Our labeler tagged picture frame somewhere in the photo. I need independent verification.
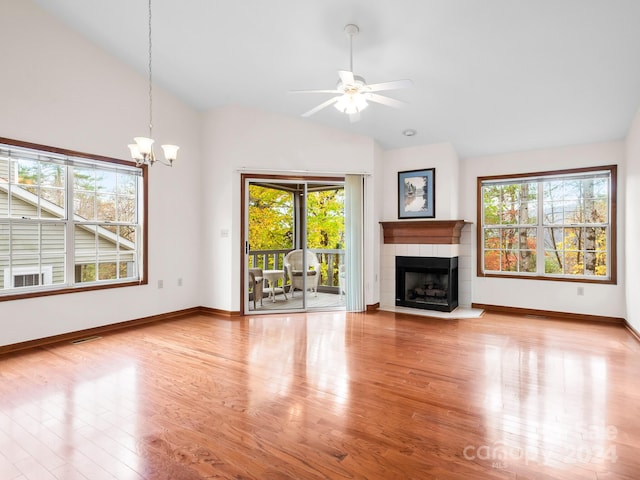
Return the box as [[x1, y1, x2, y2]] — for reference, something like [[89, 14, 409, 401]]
[[398, 168, 435, 219]]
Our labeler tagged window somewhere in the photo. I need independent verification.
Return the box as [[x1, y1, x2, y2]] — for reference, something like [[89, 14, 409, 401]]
[[4, 265, 53, 288], [478, 165, 616, 283], [0, 138, 146, 300]]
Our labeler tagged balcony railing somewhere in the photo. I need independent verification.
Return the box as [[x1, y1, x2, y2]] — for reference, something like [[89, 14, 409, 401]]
[[248, 248, 345, 290]]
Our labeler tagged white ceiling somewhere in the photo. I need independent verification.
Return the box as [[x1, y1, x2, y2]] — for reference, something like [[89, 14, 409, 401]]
[[32, 0, 640, 157]]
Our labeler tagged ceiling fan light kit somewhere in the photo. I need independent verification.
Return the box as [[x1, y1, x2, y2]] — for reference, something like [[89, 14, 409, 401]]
[[292, 24, 412, 123], [334, 91, 368, 114]]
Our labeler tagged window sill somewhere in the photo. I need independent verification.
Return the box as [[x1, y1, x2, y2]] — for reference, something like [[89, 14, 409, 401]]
[[0, 280, 146, 302]]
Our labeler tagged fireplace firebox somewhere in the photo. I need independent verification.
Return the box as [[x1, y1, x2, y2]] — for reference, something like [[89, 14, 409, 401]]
[[396, 256, 458, 312]]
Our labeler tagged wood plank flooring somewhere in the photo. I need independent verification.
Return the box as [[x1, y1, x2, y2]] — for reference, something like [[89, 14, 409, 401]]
[[0, 310, 639, 479]]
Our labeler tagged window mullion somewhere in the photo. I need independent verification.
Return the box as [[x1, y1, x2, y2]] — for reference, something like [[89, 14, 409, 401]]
[[65, 167, 75, 286], [536, 182, 545, 274]]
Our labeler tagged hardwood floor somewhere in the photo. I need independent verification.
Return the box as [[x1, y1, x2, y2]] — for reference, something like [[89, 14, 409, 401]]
[[1, 311, 639, 479]]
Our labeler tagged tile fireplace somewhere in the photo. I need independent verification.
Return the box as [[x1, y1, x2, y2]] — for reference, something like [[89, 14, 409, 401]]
[[380, 220, 471, 314]]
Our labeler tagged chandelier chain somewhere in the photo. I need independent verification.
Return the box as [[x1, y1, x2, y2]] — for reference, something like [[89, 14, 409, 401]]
[[148, 0, 153, 138], [127, 0, 179, 166]]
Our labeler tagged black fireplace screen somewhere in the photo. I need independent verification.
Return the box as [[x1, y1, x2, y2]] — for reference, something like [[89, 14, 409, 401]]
[[404, 271, 449, 306], [396, 256, 458, 312]]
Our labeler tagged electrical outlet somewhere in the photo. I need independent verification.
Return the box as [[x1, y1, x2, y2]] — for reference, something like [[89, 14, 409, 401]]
[[177, 278, 183, 287], [158, 279, 164, 289], [577, 286, 584, 296]]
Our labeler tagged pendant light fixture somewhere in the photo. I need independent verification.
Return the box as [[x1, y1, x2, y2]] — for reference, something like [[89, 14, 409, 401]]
[[128, 0, 179, 166]]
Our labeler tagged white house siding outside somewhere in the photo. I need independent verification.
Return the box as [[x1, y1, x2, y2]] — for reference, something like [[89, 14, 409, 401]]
[[1, 176, 135, 291]]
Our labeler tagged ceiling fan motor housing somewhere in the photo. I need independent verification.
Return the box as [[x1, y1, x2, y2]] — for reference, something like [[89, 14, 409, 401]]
[[338, 75, 367, 93]]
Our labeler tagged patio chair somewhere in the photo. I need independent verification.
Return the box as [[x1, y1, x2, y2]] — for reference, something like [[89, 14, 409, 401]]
[[248, 268, 263, 309], [283, 249, 320, 297]]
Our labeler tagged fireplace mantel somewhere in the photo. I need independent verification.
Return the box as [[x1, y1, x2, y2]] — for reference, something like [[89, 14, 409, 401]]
[[380, 220, 469, 245]]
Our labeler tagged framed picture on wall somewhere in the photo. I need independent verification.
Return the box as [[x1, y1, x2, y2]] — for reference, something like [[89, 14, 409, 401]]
[[398, 168, 435, 219]]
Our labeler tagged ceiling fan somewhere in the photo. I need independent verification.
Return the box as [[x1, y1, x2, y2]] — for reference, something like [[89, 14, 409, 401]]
[[291, 24, 413, 123]]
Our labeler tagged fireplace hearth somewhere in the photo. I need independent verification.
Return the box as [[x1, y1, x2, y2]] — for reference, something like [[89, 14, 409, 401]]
[[396, 256, 458, 312]]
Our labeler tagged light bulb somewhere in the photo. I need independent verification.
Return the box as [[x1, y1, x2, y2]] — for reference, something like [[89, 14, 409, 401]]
[[334, 93, 368, 114]]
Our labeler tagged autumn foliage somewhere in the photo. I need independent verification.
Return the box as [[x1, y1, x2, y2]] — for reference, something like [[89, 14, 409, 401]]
[[482, 176, 609, 277]]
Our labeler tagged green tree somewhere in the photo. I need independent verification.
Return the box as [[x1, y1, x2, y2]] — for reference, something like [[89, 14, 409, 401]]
[[306, 189, 344, 250], [482, 183, 536, 272], [248, 185, 345, 284], [307, 189, 344, 285], [248, 185, 293, 251], [543, 178, 608, 276]]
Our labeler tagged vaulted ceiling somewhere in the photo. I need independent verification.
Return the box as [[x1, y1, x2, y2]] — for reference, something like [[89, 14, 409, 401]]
[[32, 0, 640, 157]]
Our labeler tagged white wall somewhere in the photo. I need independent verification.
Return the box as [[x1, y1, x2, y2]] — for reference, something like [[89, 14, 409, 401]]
[[381, 143, 461, 221], [460, 141, 626, 318], [1, 0, 635, 348], [0, 0, 202, 346], [199, 105, 380, 312], [378, 143, 470, 309], [625, 108, 640, 331]]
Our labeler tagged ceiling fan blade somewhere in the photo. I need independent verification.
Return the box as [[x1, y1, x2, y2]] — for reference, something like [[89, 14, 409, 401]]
[[366, 93, 406, 109], [301, 96, 339, 117], [338, 70, 355, 85], [289, 89, 341, 94], [366, 79, 413, 92], [349, 111, 361, 123]]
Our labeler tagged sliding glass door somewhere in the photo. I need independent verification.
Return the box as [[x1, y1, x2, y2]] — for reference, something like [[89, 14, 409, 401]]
[[243, 176, 346, 314]]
